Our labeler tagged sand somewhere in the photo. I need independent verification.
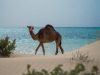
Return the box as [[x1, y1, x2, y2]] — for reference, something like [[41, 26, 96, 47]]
[[0, 40, 100, 75]]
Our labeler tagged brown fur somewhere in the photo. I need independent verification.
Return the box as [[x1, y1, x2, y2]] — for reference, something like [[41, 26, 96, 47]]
[[27, 24, 64, 55]]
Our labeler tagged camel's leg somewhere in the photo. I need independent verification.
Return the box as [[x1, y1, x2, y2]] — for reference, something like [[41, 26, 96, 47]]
[[55, 39, 60, 55], [55, 45, 58, 55], [59, 41, 64, 54], [59, 45, 64, 54], [55, 39, 64, 55], [41, 43, 45, 55], [35, 43, 41, 55], [55, 41, 59, 55]]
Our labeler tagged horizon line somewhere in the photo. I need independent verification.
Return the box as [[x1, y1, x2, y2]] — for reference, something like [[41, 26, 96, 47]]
[[0, 26, 100, 28]]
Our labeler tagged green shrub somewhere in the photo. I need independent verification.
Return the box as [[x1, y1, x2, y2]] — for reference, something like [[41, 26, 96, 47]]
[[23, 63, 99, 75], [23, 64, 84, 75], [84, 65, 99, 75], [0, 36, 16, 57], [69, 63, 85, 75], [23, 64, 67, 75], [50, 64, 68, 75]]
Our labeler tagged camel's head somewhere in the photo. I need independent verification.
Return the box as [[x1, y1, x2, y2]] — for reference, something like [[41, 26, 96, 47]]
[[27, 26, 34, 31]]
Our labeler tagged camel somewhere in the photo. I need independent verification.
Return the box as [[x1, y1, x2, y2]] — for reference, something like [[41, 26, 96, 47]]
[[27, 24, 64, 55]]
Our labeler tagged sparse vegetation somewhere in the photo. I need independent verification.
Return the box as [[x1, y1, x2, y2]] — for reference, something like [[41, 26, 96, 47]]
[[23, 63, 99, 75], [0, 36, 16, 57], [70, 50, 93, 63], [84, 65, 99, 75]]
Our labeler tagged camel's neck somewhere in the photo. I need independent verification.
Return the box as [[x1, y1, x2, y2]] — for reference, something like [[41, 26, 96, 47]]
[[29, 30, 38, 40]]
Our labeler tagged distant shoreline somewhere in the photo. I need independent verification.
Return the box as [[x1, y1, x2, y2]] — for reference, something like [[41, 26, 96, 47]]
[[0, 26, 100, 28]]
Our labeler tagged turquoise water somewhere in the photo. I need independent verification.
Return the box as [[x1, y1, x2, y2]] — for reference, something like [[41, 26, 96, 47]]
[[0, 27, 100, 55]]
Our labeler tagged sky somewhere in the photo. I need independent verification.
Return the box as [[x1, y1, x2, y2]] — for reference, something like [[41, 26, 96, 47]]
[[0, 0, 100, 27]]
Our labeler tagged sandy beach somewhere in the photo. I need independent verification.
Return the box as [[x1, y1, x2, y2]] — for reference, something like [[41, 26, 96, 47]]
[[0, 40, 100, 75]]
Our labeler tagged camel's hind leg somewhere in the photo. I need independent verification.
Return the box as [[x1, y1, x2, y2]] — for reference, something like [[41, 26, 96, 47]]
[[35, 43, 41, 55], [59, 40, 64, 54], [55, 40, 64, 55], [41, 43, 45, 55], [55, 44, 58, 55], [55, 40, 60, 55], [59, 44, 64, 54]]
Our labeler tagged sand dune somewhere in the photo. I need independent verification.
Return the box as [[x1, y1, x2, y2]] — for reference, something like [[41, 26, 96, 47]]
[[0, 40, 100, 75]]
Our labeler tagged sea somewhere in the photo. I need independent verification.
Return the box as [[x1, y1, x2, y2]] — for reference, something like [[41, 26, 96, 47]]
[[0, 27, 100, 55]]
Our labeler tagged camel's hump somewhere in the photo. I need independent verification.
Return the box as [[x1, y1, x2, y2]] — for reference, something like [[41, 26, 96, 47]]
[[45, 24, 55, 30]]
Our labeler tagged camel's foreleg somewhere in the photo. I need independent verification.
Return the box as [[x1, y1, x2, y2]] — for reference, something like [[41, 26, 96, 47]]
[[35, 43, 41, 55], [41, 43, 45, 55]]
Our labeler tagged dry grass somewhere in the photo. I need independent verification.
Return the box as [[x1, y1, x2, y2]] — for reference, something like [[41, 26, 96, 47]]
[[70, 50, 94, 63]]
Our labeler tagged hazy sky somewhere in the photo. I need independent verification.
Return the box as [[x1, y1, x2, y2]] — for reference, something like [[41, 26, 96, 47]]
[[0, 0, 100, 27]]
